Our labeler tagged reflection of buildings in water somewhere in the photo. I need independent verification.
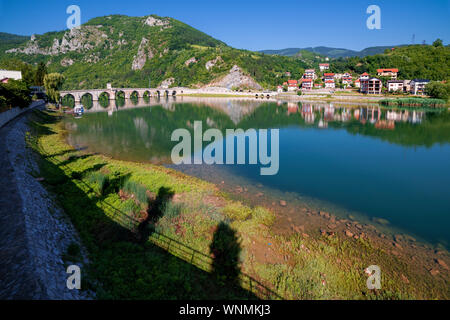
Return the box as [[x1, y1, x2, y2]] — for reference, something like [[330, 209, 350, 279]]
[[386, 110, 424, 124], [375, 120, 395, 130], [287, 102, 299, 115], [324, 105, 335, 122], [318, 118, 328, 128], [301, 104, 315, 124], [369, 107, 381, 124], [353, 109, 360, 120], [340, 108, 351, 122]]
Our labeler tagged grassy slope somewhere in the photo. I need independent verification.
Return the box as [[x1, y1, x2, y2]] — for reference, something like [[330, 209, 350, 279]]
[[26, 108, 449, 300]]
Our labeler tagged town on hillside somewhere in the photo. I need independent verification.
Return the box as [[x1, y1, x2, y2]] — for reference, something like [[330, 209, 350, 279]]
[[279, 64, 432, 96]]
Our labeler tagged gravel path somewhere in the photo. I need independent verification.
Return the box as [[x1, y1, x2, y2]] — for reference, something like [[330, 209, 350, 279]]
[[0, 105, 92, 299]]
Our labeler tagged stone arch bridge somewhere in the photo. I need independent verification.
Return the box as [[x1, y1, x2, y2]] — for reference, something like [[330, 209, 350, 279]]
[[59, 88, 178, 103]]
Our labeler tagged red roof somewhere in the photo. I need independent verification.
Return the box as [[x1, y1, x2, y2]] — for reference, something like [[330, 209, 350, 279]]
[[361, 72, 369, 76], [288, 80, 298, 84], [377, 68, 398, 73], [302, 79, 313, 82], [324, 73, 334, 76], [319, 63, 329, 66], [325, 79, 334, 83]]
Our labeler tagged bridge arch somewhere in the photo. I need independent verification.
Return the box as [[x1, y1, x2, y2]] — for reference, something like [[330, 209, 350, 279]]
[[98, 92, 110, 108], [115, 90, 125, 107], [61, 93, 75, 108], [81, 93, 93, 109]]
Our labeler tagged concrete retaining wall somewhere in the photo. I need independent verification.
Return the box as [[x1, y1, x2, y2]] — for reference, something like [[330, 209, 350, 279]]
[[0, 101, 44, 128]]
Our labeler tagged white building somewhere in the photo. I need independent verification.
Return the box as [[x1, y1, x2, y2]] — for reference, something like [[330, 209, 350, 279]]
[[410, 79, 430, 95], [303, 69, 317, 80], [319, 63, 330, 72], [0, 69, 22, 82], [325, 79, 335, 89], [387, 80, 404, 92]]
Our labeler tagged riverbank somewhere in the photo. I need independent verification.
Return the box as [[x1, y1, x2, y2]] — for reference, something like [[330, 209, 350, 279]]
[[27, 107, 449, 299], [0, 106, 91, 299]]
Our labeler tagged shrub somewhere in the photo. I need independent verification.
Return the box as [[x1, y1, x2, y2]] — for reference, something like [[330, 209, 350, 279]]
[[162, 201, 183, 219], [223, 202, 252, 221], [123, 180, 148, 204], [86, 171, 108, 195], [252, 207, 275, 226], [379, 97, 446, 108], [122, 199, 141, 216], [426, 81, 450, 101]]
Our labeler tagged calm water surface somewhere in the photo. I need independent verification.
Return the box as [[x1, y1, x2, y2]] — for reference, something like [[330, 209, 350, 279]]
[[64, 97, 450, 246]]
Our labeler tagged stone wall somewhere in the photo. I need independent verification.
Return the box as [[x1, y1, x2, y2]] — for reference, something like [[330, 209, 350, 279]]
[[0, 101, 44, 128]]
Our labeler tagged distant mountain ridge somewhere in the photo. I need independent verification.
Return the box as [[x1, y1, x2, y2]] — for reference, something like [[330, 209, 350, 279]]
[[260, 45, 409, 58]]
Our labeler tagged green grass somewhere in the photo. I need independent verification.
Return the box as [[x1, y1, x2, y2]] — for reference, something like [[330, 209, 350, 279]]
[[379, 97, 447, 107], [25, 108, 449, 300]]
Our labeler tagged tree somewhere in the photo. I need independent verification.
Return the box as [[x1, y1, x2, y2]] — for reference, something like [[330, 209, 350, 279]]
[[43, 73, 65, 103], [0, 79, 31, 110], [426, 81, 450, 100], [433, 39, 443, 47], [35, 62, 48, 87]]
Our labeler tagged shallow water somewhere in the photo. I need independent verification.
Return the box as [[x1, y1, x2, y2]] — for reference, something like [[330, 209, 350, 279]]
[[64, 97, 450, 246]]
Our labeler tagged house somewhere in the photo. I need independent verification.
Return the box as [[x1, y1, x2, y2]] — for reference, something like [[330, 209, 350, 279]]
[[342, 73, 353, 85], [314, 83, 323, 88], [325, 79, 335, 89], [361, 77, 382, 94], [0, 69, 22, 82], [387, 80, 404, 92], [285, 72, 291, 77], [323, 73, 335, 80], [277, 85, 283, 93], [303, 69, 316, 80], [360, 72, 370, 81], [402, 80, 411, 93], [354, 79, 361, 88], [287, 79, 299, 91], [410, 79, 430, 95], [377, 68, 398, 79], [301, 79, 313, 90], [319, 63, 330, 72]]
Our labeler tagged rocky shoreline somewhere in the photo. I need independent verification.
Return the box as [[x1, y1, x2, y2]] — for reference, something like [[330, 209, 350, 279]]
[[0, 108, 91, 299]]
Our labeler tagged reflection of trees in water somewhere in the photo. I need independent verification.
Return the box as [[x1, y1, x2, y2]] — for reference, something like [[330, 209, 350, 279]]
[[65, 100, 450, 163]]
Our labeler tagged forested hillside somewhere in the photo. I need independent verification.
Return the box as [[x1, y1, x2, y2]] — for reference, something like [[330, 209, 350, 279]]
[[0, 15, 308, 90], [329, 44, 450, 80]]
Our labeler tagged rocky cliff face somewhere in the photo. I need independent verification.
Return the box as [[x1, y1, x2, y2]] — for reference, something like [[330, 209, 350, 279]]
[[132, 38, 154, 70], [207, 65, 262, 90], [7, 26, 108, 56]]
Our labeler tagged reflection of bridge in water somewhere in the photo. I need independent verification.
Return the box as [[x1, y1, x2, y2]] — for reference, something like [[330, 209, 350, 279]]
[[60, 87, 179, 103], [83, 96, 276, 124]]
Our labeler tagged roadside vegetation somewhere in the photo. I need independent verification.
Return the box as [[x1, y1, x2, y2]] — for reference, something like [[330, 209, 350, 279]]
[[25, 108, 449, 300], [379, 97, 447, 108]]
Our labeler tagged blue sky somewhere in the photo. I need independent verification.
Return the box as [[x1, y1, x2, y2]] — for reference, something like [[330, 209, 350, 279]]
[[0, 0, 449, 51]]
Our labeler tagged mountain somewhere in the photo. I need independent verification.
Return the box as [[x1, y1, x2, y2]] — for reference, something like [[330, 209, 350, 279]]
[[0, 15, 309, 90], [0, 32, 30, 53], [260, 45, 408, 58]]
